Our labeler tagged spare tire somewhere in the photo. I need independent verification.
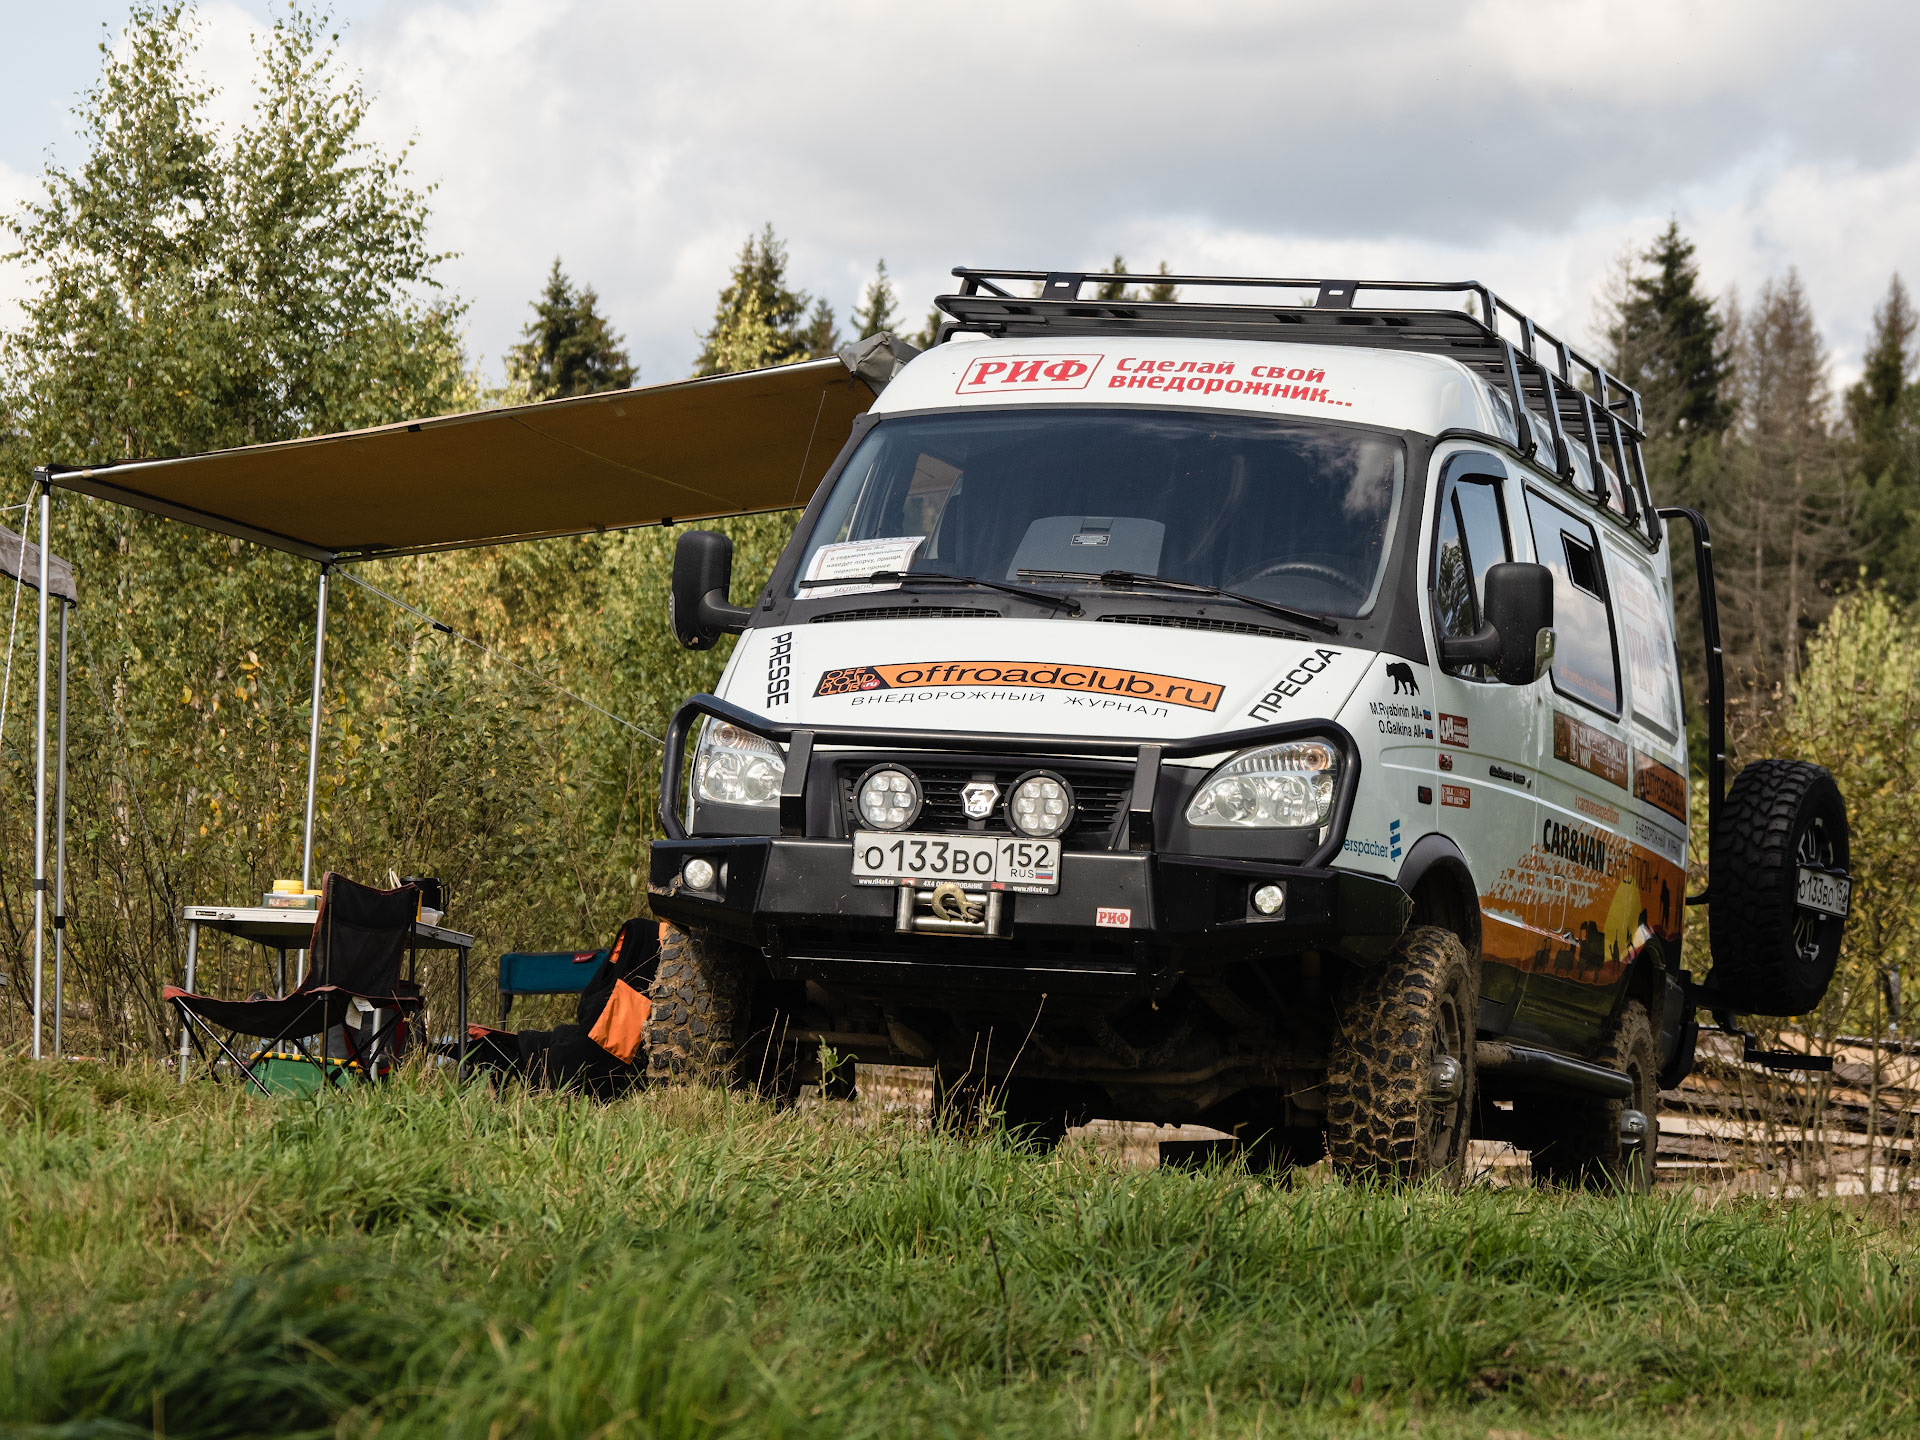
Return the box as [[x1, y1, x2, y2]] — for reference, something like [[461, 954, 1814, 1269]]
[[1706, 758, 1850, 1016]]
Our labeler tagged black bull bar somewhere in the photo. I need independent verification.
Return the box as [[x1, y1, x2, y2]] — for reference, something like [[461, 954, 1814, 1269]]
[[649, 695, 1409, 996]]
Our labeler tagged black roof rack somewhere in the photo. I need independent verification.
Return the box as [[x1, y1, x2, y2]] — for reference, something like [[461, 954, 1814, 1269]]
[[935, 268, 1659, 547]]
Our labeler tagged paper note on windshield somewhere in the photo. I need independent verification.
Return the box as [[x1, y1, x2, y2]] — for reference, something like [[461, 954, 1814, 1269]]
[[802, 536, 927, 598]]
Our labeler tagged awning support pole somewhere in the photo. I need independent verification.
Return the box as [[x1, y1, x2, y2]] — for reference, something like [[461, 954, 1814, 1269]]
[[52, 601, 70, 1059], [297, 565, 329, 985], [31, 481, 50, 1060]]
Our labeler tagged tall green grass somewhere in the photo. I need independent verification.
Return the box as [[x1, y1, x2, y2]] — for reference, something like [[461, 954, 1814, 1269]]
[[0, 1059, 1913, 1437]]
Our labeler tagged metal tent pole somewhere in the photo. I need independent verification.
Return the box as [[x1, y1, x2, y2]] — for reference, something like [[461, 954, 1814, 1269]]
[[52, 601, 69, 1059], [297, 564, 330, 984], [31, 482, 50, 1060]]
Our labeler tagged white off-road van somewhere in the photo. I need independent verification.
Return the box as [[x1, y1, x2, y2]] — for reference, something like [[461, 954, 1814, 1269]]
[[645, 269, 1853, 1187]]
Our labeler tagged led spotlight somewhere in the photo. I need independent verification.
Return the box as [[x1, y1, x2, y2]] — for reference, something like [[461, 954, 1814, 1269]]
[[682, 857, 717, 891], [1006, 770, 1074, 839], [856, 765, 922, 831], [1252, 883, 1286, 916]]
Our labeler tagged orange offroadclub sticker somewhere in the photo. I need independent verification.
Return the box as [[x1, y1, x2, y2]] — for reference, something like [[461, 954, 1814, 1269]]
[[814, 660, 1224, 712]]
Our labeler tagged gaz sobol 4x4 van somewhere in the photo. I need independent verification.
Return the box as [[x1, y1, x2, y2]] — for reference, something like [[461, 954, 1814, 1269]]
[[646, 270, 1853, 1187]]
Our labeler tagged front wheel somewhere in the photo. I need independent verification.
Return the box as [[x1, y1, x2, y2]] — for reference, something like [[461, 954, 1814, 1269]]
[[1325, 925, 1477, 1184]]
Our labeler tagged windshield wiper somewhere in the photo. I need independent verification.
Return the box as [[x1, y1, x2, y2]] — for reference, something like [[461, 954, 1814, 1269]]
[[1015, 568, 1338, 635], [799, 571, 1082, 615]]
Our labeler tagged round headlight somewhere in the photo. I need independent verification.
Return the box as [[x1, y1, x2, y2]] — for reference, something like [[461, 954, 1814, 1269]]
[[1007, 771, 1074, 839], [857, 765, 922, 831], [1186, 740, 1338, 829]]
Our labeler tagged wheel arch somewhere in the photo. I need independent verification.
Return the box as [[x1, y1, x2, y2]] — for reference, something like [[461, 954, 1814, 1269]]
[[1395, 833, 1482, 959]]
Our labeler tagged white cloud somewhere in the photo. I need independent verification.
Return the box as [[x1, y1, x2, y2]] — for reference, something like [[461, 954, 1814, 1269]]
[[4, 0, 1918, 393]]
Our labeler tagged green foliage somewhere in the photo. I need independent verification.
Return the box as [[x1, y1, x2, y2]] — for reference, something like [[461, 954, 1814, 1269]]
[[692, 224, 816, 375], [1759, 589, 1920, 1033], [1, 1061, 1917, 1436], [506, 259, 636, 400], [851, 257, 899, 339]]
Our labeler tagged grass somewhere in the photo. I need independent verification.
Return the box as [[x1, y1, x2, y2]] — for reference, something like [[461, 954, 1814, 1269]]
[[0, 1060, 1914, 1437]]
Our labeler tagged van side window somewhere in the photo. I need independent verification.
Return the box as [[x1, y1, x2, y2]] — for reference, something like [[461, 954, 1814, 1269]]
[[1524, 491, 1621, 716], [1609, 552, 1682, 738], [1432, 472, 1511, 680]]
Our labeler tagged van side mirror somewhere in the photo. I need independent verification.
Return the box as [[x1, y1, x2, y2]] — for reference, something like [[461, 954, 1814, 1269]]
[[1438, 561, 1555, 686], [670, 529, 751, 650]]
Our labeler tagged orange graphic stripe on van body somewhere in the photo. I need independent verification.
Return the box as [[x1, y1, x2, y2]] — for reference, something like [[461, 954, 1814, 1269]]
[[814, 661, 1224, 711]]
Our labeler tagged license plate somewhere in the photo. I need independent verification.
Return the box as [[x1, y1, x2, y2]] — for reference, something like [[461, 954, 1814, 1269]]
[[851, 832, 1061, 894], [1796, 867, 1851, 919]]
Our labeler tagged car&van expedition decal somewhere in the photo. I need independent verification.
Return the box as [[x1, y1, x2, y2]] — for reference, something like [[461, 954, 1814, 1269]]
[[814, 661, 1223, 711]]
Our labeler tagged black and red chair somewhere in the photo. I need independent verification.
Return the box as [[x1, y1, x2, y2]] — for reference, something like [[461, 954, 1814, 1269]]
[[167, 873, 422, 1096]]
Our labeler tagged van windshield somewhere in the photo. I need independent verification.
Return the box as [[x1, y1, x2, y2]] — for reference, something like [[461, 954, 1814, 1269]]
[[792, 409, 1405, 618]]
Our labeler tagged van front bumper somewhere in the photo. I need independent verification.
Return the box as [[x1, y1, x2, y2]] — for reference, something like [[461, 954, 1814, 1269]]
[[648, 835, 1409, 1000]]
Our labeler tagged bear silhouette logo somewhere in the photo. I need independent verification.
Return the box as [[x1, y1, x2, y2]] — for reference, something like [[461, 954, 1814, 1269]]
[[1387, 662, 1419, 695]]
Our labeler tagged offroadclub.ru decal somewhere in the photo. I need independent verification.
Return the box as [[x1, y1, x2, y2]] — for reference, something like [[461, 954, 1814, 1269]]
[[813, 661, 1223, 712]]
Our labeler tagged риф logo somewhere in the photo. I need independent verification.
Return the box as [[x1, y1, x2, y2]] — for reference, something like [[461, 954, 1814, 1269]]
[[957, 354, 1104, 393]]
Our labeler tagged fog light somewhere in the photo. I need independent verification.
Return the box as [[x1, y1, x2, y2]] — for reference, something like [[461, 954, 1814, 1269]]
[[682, 857, 717, 891], [1007, 771, 1074, 839], [857, 765, 922, 831], [1252, 883, 1286, 916]]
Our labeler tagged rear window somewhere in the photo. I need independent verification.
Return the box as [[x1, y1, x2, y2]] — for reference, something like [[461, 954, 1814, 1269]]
[[1525, 491, 1621, 716]]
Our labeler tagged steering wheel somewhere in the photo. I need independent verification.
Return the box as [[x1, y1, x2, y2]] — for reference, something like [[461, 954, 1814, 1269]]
[[1226, 559, 1370, 602]]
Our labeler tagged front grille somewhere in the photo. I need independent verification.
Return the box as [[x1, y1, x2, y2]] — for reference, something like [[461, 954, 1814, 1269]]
[[1097, 612, 1305, 641], [812, 606, 998, 623], [838, 760, 1132, 849]]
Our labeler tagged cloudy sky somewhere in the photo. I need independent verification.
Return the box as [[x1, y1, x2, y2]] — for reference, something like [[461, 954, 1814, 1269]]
[[4, 0, 1918, 392]]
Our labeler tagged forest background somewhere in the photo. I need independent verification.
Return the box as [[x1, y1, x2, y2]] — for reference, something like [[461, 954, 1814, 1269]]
[[2, 3, 1918, 1058]]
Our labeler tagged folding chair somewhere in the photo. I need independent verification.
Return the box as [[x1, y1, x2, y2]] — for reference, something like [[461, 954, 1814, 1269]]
[[497, 949, 609, 1024], [167, 873, 422, 1097]]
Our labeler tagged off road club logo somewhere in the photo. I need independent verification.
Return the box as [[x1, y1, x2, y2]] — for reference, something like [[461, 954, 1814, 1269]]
[[814, 660, 1222, 711]]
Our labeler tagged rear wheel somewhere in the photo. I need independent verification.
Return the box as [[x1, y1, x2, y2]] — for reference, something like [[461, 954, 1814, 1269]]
[[1707, 759, 1850, 1016], [1518, 999, 1659, 1192], [1325, 925, 1477, 1184]]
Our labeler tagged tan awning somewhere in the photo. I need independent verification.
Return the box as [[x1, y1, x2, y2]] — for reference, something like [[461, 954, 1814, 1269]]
[[43, 354, 882, 561]]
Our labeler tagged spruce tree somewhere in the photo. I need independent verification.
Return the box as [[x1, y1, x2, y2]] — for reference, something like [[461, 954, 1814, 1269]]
[[693, 224, 813, 375], [1093, 256, 1177, 304], [1715, 273, 1850, 688], [852, 258, 901, 339], [1845, 275, 1920, 593], [1605, 222, 1732, 489], [801, 297, 840, 359], [508, 259, 636, 400]]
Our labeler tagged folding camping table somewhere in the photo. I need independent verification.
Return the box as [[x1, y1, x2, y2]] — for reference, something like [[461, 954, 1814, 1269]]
[[176, 905, 476, 1081]]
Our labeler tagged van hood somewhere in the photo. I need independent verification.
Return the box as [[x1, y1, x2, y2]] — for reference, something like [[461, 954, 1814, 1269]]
[[728, 617, 1372, 741]]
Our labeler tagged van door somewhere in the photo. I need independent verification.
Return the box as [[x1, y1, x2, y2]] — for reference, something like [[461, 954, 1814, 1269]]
[[1423, 454, 1541, 1035], [1511, 490, 1640, 1051]]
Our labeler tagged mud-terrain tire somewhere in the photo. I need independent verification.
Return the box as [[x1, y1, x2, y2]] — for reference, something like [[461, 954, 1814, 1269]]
[[1707, 759, 1849, 1016], [1518, 999, 1659, 1193], [646, 922, 751, 1085], [1325, 925, 1477, 1184]]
